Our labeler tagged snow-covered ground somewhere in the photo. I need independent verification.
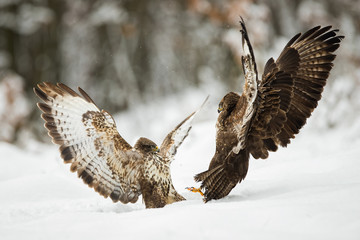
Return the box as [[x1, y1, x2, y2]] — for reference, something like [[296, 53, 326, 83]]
[[1, 90, 360, 240]]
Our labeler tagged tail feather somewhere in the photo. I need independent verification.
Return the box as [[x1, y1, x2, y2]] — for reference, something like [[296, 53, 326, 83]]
[[195, 165, 237, 202], [196, 165, 222, 187], [195, 163, 243, 203], [205, 174, 230, 202], [195, 149, 250, 202]]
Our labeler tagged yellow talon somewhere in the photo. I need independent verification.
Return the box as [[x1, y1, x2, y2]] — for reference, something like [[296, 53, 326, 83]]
[[186, 187, 204, 196]]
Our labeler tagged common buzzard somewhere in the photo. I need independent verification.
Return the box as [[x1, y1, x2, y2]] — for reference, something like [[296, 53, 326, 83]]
[[34, 82, 207, 208], [190, 18, 344, 202]]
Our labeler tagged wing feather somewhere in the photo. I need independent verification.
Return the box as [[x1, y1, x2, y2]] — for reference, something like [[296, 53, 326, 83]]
[[34, 82, 141, 203], [160, 96, 208, 161], [78, 86, 98, 105], [248, 26, 344, 158]]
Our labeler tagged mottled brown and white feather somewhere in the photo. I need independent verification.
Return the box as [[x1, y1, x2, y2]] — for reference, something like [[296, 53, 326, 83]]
[[35, 83, 204, 208], [35, 83, 141, 204]]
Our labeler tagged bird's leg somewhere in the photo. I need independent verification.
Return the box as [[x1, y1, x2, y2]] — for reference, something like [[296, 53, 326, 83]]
[[185, 187, 204, 196]]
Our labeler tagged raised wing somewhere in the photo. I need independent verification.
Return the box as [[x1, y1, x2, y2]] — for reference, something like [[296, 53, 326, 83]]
[[34, 82, 142, 204], [230, 18, 259, 154], [240, 17, 259, 87], [247, 26, 344, 159], [160, 96, 209, 161]]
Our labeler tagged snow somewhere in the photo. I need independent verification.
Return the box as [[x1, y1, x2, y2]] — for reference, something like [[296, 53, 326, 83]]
[[1, 91, 360, 240]]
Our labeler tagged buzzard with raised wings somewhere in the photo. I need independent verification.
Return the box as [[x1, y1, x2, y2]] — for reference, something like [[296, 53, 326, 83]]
[[191, 18, 344, 202], [35, 82, 207, 208]]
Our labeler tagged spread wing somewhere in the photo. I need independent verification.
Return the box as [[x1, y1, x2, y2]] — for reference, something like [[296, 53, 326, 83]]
[[247, 26, 344, 159], [160, 96, 209, 162], [34, 82, 142, 204]]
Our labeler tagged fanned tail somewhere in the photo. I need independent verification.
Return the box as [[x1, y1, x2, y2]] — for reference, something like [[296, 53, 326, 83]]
[[194, 165, 235, 202], [195, 150, 249, 202]]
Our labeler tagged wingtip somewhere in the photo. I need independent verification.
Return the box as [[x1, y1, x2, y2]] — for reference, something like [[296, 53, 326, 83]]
[[33, 87, 49, 102], [78, 87, 97, 105], [191, 95, 210, 118], [37, 102, 52, 113], [239, 15, 246, 26], [200, 95, 210, 108]]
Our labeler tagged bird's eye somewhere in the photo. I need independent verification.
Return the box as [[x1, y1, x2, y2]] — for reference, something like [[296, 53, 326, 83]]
[[152, 146, 159, 153], [218, 104, 224, 113]]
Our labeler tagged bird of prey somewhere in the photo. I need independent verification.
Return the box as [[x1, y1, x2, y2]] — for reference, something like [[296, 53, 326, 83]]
[[34, 82, 207, 208], [189, 18, 344, 202]]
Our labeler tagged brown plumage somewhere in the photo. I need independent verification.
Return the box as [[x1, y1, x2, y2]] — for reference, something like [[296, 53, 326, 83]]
[[195, 18, 344, 202], [34, 82, 206, 208]]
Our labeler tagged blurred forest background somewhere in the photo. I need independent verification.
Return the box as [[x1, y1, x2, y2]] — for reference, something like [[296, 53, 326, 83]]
[[0, 0, 359, 145]]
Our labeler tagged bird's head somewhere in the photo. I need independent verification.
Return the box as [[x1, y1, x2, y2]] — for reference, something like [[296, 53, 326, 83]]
[[218, 92, 240, 114], [134, 137, 160, 155]]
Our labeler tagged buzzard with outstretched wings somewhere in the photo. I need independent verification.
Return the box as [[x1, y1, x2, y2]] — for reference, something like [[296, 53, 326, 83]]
[[191, 18, 344, 202], [35, 82, 207, 208]]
